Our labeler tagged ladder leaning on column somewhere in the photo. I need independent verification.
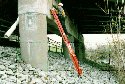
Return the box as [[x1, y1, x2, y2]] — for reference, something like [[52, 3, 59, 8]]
[[50, 9, 83, 76]]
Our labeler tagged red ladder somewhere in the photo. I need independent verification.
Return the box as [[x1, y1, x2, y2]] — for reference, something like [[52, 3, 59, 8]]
[[50, 9, 82, 76]]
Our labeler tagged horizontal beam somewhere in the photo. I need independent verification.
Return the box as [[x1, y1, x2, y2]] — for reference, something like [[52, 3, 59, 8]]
[[72, 7, 103, 11], [0, 19, 13, 24], [79, 25, 106, 27], [0, 25, 9, 28], [84, 15, 110, 18], [0, 38, 20, 47], [109, 0, 123, 3], [79, 20, 114, 24]]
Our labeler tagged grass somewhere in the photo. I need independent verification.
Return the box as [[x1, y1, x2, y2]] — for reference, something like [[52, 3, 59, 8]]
[[85, 34, 125, 84]]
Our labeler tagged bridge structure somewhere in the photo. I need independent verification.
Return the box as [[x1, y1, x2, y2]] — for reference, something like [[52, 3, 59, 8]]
[[0, 0, 125, 71]]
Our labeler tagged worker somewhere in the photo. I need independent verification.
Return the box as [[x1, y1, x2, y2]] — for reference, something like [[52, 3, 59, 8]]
[[56, 3, 69, 35]]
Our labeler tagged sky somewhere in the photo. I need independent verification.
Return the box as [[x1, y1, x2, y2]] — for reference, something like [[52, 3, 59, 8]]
[[48, 34, 125, 49], [83, 34, 125, 49]]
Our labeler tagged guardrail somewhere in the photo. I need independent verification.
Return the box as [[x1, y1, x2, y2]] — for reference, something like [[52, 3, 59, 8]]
[[48, 37, 63, 53]]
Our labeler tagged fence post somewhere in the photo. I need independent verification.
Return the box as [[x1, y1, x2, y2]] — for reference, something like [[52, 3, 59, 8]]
[[56, 45, 57, 52]]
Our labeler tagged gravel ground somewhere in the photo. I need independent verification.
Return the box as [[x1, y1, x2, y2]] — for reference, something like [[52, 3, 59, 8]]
[[0, 46, 118, 84]]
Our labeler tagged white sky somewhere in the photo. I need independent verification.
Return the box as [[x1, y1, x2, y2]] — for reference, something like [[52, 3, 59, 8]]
[[48, 34, 125, 49]]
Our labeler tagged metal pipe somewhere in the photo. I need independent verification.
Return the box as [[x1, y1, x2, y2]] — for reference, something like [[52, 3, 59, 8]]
[[4, 17, 19, 38], [122, 0, 124, 4], [107, 0, 108, 8], [95, 3, 109, 14], [117, 0, 118, 4], [124, 5, 125, 14], [118, 11, 121, 33]]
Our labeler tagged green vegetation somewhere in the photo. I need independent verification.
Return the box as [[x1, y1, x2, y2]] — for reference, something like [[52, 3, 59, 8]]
[[48, 45, 62, 53], [85, 34, 125, 84]]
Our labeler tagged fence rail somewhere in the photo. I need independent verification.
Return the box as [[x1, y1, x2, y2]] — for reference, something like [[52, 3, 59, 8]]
[[0, 33, 63, 53], [48, 37, 63, 53]]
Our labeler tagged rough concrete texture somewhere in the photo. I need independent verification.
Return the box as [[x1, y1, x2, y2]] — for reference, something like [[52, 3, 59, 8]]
[[75, 34, 85, 61], [18, 0, 47, 15], [19, 13, 48, 71], [18, 0, 48, 71], [65, 17, 79, 39], [64, 17, 85, 61]]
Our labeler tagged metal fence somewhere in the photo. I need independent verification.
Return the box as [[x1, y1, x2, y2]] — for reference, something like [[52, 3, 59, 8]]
[[0, 33, 63, 53], [48, 37, 63, 53]]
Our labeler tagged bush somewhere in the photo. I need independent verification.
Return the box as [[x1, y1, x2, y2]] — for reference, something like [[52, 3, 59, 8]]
[[86, 34, 125, 84]]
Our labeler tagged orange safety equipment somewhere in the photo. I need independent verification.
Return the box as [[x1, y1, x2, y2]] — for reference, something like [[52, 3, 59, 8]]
[[50, 9, 83, 76]]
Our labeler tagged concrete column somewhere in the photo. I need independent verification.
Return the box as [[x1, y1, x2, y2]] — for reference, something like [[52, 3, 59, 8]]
[[18, 0, 48, 71], [62, 35, 75, 59], [75, 34, 85, 62]]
